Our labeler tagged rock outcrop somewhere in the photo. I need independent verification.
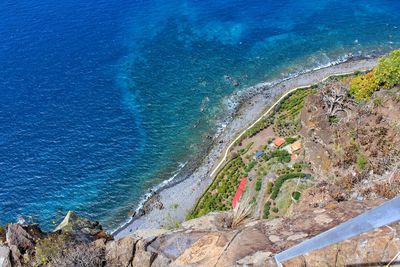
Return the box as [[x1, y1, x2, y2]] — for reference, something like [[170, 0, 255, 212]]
[[54, 211, 103, 236], [93, 198, 395, 267], [0, 246, 11, 267]]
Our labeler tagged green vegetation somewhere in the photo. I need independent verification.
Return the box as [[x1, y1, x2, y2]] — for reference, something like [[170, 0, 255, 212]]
[[170, 203, 179, 209], [262, 149, 291, 163], [255, 179, 262, 191], [245, 160, 257, 173], [284, 137, 297, 145], [350, 50, 400, 101], [189, 157, 245, 219], [374, 49, 400, 88], [266, 181, 273, 194], [164, 213, 181, 230], [271, 173, 306, 200], [263, 201, 271, 219], [357, 154, 368, 170], [292, 191, 301, 201], [329, 115, 339, 124], [274, 88, 315, 136], [272, 207, 279, 213], [35, 234, 70, 265], [235, 117, 274, 145], [270, 149, 291, 163], [276, 163, 306, 176], [238, 142, 254, 155]]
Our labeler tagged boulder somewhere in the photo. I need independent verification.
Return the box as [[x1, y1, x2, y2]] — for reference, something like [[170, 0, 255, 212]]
[[0, 246, 11, 267], [8, 245, 21, 267], [131, 239, 157, 267], [181, 212, 232, 231], [105, 236, 136, 267], [55, 211, 102, 236], [132, 229, 167, 240], [6, 224, 37, 253]]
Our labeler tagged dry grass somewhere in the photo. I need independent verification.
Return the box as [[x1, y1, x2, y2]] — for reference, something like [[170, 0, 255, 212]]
[[231, 193, 254, 228], [373, 171, 400, 199]]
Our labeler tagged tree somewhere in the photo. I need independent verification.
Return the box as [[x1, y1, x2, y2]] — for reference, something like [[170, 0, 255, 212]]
[[321, 82, 354, 118]]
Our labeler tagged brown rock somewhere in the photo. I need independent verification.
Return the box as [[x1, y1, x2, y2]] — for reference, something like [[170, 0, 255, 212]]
[[8, 245, 21, 267], [0, 245, 11, 267], [55, 211, 103, 236], [6, 224, 36, 253], [131, 239, 157, 267], [181, 212, 232, 231], [105, 236, 136, 267], [236, 251, 272, 267], [174, 232, 228, 266]]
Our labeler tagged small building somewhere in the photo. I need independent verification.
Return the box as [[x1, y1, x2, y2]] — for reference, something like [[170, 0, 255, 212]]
[[290, 141, 302, 153], [291, 154, 298, 161], [255, 151, 264, 158], [274, 137, 285, 147], [232, 177, 247, 208]]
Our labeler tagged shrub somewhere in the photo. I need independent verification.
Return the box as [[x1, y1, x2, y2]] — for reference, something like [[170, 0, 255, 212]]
[[374, 49, 400, 88], [245, 160, 257, 173], [255, 179, 262, 191], [51, 244, 105, 267], [35, 234, 71, 265], [272, 207, 279, 213], [356, 154, 368, 170], [263, 201, 271, 219], [350, 72, 379, 101], [292, 191, 301, 201], [266, 181, 274, 194], [284, 137, 297, 145], [271, 173, 306, 199], [271, 149, 291, 163], [350, 50, 400, 101]]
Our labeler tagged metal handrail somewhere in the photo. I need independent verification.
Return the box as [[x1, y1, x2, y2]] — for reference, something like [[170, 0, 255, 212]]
[[275, 196, 400, 266]]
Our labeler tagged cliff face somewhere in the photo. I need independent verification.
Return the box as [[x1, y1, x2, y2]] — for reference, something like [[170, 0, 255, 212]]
[[2, 199, 399, 267], [2, 59, 400, 266]]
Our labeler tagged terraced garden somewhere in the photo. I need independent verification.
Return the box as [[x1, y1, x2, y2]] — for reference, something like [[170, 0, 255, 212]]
[[190, 86, 316, 221], [274, 88, 315, 136], [189, 156, 245, 219]]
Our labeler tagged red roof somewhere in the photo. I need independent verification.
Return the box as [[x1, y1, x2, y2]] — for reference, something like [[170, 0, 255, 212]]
[[274, 137, 285, 147], [232, 177, 247, 208]]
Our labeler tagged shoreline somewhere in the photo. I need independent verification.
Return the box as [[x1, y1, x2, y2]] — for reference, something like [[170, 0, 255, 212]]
[[113, 56, 378, 239]]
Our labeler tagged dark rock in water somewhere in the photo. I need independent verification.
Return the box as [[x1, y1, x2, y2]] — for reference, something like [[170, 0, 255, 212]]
[[232, 79, 240, 87], [6, 224, 42, 254], [54, 211, 102, 236]]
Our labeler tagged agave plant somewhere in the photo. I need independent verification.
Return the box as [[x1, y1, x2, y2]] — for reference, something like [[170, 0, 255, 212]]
[[231, 192, 254, 228]]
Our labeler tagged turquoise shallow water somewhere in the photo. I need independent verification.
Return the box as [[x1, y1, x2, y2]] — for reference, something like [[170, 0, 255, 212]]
[[0, 0, 399, 230]]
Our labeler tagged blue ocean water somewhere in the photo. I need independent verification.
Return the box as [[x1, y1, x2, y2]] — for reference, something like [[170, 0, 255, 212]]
[[0, 0, 399, 230]]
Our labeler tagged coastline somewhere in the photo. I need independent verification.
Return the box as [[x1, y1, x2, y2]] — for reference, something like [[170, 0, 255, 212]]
[[113, 56, 378, 239]]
